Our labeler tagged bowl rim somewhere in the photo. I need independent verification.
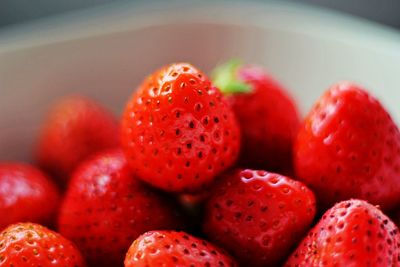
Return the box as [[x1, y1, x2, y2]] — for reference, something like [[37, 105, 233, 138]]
[[0, 0, 400, 56]]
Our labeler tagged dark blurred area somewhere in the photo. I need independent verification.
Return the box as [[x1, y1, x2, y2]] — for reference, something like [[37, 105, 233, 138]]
[[290, 0, 400, 28], [0, 0, 400, 29]]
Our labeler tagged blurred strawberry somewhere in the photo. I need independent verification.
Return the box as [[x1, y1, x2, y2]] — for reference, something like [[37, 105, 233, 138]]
[[121, 63, 240, 192], [58, 149, 184, 267], [0, 163, 59, 230], [212, 60, 300, 171], [36, 95, 119, 186], [294, 82, 400, 211]]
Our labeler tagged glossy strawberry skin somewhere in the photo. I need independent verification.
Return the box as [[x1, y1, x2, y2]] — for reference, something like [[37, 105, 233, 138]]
[[285, 199, 400, 267], [0, 163, 60, 230], [0, 223, 86, 266], [124, 230, 238, 267], [121, 63, 240, 193], [203, 169, 316, 267], [58, 149, 183, 267], [225, 65, 300, 171], [36, 95, 119, 185], [294, 82, 400, 211]]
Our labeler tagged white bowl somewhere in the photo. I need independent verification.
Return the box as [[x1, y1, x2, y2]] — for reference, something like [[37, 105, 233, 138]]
[[1, 0, 400, 161]]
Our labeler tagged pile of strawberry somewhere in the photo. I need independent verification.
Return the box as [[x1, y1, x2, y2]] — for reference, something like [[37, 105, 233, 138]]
[[1, 60, 400, 267]]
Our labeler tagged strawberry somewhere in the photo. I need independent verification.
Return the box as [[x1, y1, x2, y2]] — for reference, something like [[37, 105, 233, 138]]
[[58, 149, 184, 267], [0, 222, 86, 266], [212, 60, 300, 171], [294, 82, 400, 211], [285, 199, 400, 267], [36, 95, 119, 185], [0, 163, 60, 230], [203, 169, 316, 267], [124, 230, 238, 267], [121, 63, 240, 193]]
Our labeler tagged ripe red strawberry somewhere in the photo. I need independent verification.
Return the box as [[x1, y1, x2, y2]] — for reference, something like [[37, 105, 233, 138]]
[[203, 169, 316, 267], [0, 223, 86, 266], [58, 149, 184, 267], [124, 230, 238, 267], [0, 163, 60, 230], [36, 95, 119, 185], [294, 82, 400, 211], [121, 63, 240, 193], [285, 199, 400, 267], [212, 60, 300, 171]]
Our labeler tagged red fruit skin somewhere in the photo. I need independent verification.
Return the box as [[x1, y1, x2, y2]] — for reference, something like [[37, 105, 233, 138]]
[[124, 230, 238, 267], [229, 66, 300, 171], [0, 163, 60, 230], [58, 149, 183, 267], [203, 169, 316, 267], [294, 82, 400, 211], [121, 63, 240, 193], [36, 95, 119, 185], [285, 199, 400, 267], [0, 223, 86, 266]]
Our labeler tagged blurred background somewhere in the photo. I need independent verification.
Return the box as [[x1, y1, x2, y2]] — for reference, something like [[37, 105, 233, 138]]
[[1, 0, 400, 29], [1, 0, 400, 161]]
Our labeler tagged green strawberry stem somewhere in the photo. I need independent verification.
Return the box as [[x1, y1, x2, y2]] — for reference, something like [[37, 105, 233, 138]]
[[212, 59, 252, 94]]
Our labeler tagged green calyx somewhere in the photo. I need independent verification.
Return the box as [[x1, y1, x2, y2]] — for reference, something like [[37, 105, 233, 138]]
[[212, 59, 252, 95]]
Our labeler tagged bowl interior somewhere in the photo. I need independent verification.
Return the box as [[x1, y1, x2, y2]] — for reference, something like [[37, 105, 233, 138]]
[[1, 1, 400, 161]]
